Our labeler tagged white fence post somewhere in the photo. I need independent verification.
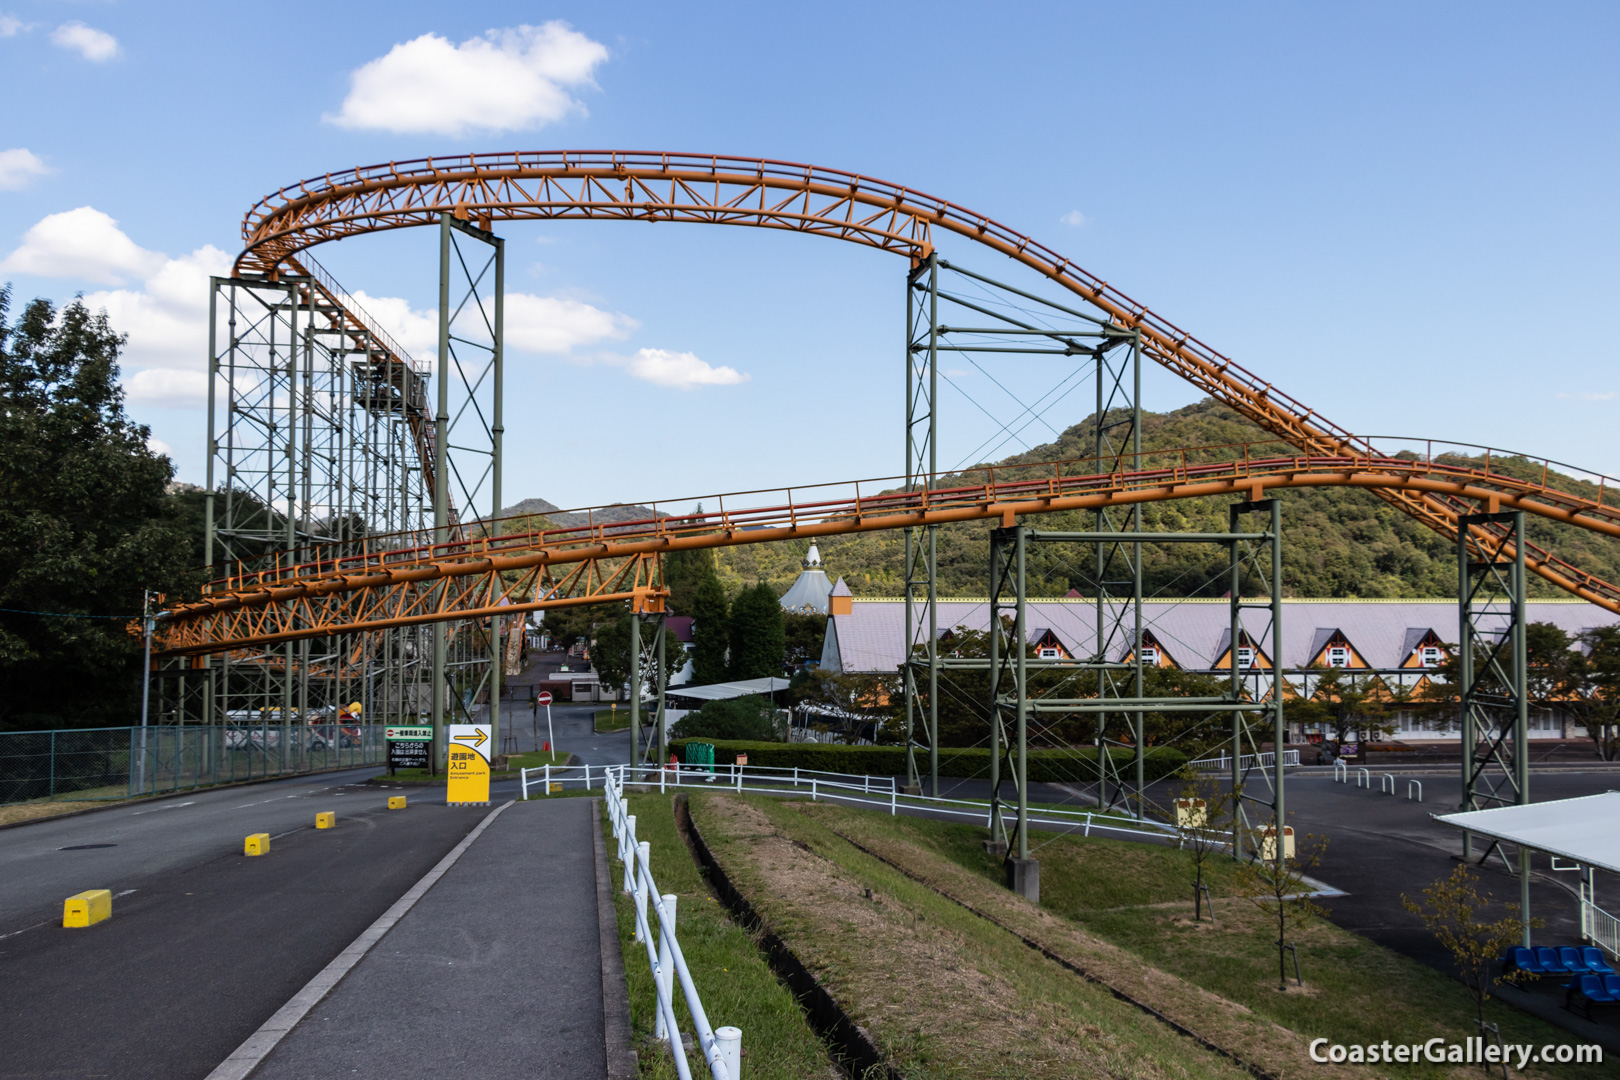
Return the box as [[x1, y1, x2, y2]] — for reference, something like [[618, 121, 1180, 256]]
[[655, 893, 678, 1038], [715, 1026, 742, 1079], [633, 841, 651, 943], [520, 767, 530, 799]]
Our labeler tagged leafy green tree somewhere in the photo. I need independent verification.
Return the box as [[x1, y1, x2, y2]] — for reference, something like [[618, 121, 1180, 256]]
[[1572, 626, 1620, 760], [671, 694, 784, 741], [0, 289, 198, 730], [590, 610, 684, 701], [783, 611, 826, 670], [663, 543, 719, 617], [1402, 864, 1539, 1032], [1288, 665, 1402, 752], [690, 575, 730, 684], [1234, 827, 1329, 991], [726, 582, 786, 680]]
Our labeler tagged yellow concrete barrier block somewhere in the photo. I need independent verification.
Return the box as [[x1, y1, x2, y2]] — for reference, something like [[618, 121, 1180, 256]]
[[63, 889, 111, 928], [388, 796, 407, 810], [549, 782, 561, 794], [244, 833, 271, 856], [315, 811, 335, 829]]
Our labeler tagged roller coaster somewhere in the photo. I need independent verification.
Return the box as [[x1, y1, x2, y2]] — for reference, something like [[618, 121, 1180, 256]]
[[154, 151, 1620, 875]]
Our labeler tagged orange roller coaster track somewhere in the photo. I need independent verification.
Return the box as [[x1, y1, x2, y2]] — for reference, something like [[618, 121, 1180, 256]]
[[158, 441, 1620, 655], [157, 151, 1620, 653]]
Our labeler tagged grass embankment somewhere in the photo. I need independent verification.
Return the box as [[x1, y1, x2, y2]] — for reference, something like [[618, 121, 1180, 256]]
[[0, 800, 104, 826], [783, 803, 1600, 1080], [607, 794, 837, 1079], [596, 708, 632, 732], [688, 792, 1262, 1080]]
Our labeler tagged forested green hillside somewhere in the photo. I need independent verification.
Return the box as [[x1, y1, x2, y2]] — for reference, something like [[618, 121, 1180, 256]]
[[713, 399, 1620, 600]]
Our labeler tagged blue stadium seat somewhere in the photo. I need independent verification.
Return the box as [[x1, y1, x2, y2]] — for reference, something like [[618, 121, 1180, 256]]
[[1504, 946, 1545, 974], [1582, 947, 1617, 976], [1566, 973, 1618, 1019], [1537, 946, 1572, 974]]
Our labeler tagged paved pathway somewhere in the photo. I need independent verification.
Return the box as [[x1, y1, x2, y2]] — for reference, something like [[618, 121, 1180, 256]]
[[250, 797, 611, 1080]]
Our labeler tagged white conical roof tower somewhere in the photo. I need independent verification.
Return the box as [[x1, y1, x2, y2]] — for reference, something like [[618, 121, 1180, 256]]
[[778, 543, 833, 613]]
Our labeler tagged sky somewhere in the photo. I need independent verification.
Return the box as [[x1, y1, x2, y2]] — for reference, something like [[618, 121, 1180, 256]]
[[2, 1, 1618, 513]]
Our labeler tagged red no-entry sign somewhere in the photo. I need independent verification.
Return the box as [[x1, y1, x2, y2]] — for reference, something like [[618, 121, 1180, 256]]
[[536, 691, 553, 706]]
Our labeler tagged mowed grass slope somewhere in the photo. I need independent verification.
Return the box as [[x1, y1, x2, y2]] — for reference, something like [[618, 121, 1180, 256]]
[[785, 802, 1602, 1080], [688, 792, 1268, 1080]]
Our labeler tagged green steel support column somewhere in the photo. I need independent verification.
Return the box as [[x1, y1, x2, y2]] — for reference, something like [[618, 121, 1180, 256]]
[[1458, 522, 1475, 858], [1228, 521, 1243, 858], [926, 254, 940, 799], [1269, 498, 1285, 871], [1131, 337, 1145, 818], [1014, 524, 1029, 860], [432, 213, 452, 772], [1513, 514, 1531, 946], [902, 260, 918, 793], [630, 610, 642, 770], [655, 614, 668, 769], [987, 533, 1004, 847], [487, 231, 505, 758]]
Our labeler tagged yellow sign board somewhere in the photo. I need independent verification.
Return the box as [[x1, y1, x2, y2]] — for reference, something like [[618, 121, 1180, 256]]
[[447, 724, 491, 806]]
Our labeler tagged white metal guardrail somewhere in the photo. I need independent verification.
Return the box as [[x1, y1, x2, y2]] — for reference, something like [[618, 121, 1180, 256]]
[[1582, 898, 1620, 961], [541, 762, 1181, 845], [605, 772, 739, 1080], [1188, 749, 1300, 772]]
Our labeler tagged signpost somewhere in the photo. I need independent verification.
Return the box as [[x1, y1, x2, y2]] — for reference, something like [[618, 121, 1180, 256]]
[[385, 725, 433, 773], [447, 724, 491, 806], [537, 691, 554, 755]]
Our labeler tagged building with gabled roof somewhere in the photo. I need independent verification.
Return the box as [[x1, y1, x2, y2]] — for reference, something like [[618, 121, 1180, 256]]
[[818, 597, 1620, 742]]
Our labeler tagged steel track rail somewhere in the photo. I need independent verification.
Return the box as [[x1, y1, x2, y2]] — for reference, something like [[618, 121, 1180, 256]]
[[157, 450, 1620, 655]]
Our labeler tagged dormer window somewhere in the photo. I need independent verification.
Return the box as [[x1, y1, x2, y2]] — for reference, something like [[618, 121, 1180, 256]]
[[1237, 647, 1257, 669], [1327, 646, 1349, 668], [1038, 647, 1059, 659], [1420, 646, 1442, 667], [1139, 647, 1159, 667]]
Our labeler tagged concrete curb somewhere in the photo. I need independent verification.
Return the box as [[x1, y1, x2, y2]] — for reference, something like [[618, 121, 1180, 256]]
[[593, 796, 637, 1080], [202, 800, 515, 1080]]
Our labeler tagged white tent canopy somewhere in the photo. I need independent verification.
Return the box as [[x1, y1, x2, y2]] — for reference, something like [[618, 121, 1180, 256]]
[[665, 677, 791, 703], [1435, 791, 1620, 874]]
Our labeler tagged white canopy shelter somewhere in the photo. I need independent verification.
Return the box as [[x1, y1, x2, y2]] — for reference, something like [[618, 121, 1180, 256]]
[[1435, 792, 1620, 876], [1434, 791, 1620, 957]]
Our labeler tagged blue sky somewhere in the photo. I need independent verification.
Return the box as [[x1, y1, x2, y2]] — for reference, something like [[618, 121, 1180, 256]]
[[2, 2, 1617, 511]]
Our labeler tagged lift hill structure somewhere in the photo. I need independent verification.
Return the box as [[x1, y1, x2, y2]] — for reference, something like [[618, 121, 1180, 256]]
[[153, 151, 1620, 902]]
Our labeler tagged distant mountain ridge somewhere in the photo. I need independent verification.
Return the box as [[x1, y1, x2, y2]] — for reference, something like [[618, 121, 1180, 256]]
[[498, 497, 665, 530]]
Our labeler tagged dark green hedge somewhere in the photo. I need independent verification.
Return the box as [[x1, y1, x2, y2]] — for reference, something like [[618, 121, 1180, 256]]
[[668, 739, 1187, 784]]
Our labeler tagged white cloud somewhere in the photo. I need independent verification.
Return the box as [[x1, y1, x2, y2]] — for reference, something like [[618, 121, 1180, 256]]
[[506, 293, 635, 353], [0, 15, 25, 37], [0, 148, 51, 191], [51, 21, 118, 62], [1060, 210, 1085, 227], [624, 348, 749, 391], [83, 245, 232, 369], [146, 435, 173, 457], [326, 22, 608, 136], [347, 291, 442, 356], [125, 369, 208, 408], [0, 206, 165, 284]]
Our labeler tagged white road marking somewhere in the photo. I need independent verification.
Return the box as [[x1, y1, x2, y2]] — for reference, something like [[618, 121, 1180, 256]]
[[130, 801, 196, 816], [114, 889, 138, 898]]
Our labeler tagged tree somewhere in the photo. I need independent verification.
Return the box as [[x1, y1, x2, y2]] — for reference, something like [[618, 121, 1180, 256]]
[[1288, 665, 1401, 753], [0, 290, 198, 731], [1173, 767, 1235, 921], [590, 610, 685, 701], [1572, 626, 1620, 760], [670, 694, 784, 742], [726, 582, 785, 680], [783, 611, 826, 670], [690, 575, 730, 684], [1234, 827, 1329, 991], [795, 669, 901, 743], [1402, 864, 1538, 1033], [663, 540, 719, 617]]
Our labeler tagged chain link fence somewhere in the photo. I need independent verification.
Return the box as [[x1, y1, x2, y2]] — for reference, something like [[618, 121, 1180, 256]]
[[0, 723, 387, 805]]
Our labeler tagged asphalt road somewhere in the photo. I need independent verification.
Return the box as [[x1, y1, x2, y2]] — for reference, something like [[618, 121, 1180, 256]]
[[0, 771, 484, 1080]]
